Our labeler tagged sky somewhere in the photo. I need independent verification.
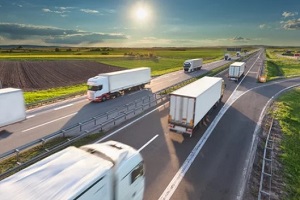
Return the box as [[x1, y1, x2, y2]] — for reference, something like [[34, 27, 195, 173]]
[[0, 0, 299, 47]]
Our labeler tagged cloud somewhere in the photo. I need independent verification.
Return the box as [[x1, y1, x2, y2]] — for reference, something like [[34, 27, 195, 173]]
[[282, 11, 298, 18], [231, 36, 250, 42], [282, 19, 300, 30], [259, 24, 271, 29], [0, 23, 127, 45], [80, 9, 99, 14], [42, 7, 71, 16]]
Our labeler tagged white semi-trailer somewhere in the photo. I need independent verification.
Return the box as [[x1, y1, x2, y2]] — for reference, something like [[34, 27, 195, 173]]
[[0, 141, 145, 200], [0, 88, 26, 127], [168, 76, 224, 137], [87, 67, 151, 102], [183, 58, 203, 72], [228, 62, 246, 82]]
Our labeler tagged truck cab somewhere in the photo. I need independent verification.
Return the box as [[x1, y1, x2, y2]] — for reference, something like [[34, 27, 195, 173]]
[[87, 76, 109, 101]]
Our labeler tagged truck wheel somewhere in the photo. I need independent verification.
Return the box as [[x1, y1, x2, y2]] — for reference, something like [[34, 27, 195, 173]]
[[102, 96, 106, 102]]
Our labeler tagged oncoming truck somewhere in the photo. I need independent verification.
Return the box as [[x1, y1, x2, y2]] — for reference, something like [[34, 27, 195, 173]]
[[168, 76, 224, 137], [183, 58, 203, 72], [0, 141, 145, 200], [0, 88, 26, 127], [228, 62, 246, 82], [87, 67, 151, 102]]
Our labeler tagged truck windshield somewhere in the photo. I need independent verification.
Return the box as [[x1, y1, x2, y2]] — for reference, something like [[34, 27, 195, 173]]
[[87, 85, 103, 91], [184, 63, 191, 67]]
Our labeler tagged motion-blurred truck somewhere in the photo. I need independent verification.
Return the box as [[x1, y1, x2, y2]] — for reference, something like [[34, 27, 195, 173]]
[[183, 58, 203, 72], [0, 141, 145, 200], [87, 67, 151, 102], [224, 53, 231, 60], [168, 76, 225, 137], [0, 88, 26, 127], [228, 62, 246, 82]]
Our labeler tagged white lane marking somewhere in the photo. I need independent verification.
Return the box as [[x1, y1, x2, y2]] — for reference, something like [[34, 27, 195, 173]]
[[22, 112, 77, 132], [53, 103, 73, 111], [95, 104, 166, 143], [138, 134, 159, 152], [26, 115, 35, 119], [159, 51, 263, 200]]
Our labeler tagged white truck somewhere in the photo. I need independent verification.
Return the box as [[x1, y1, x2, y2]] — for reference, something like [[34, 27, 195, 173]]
[[183, 58, 203, 72], [0, 141, 145, 200], [224, 53, 231, 60], [228, 62, 246, 82], [168, 76, 224, 137], [0, 88, 26, 127], [87, 67, 151, 102]]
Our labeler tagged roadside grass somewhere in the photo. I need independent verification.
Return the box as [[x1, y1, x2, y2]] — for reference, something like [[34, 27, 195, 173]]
[[24, 84, 86, 104], [0, 132, 104, 177], [272, 87, 300, 200], [265, 49, 300, 80]]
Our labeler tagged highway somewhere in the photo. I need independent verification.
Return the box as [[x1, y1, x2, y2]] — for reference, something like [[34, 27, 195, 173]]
[[86, 50, 300, 199], [5, 50, 299, 200], [0, 58, 233, 154]]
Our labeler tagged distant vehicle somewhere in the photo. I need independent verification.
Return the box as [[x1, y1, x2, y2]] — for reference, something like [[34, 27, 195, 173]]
[[224, 53, 231, 60], [168, 76, 225, 137], [0, 88, 26, 127], [183, 58, 203, 73], [228, 62, 246, 82], [87, 67, 151, 102], [236, 51, 241, 57], [0, 141, 145, 200]]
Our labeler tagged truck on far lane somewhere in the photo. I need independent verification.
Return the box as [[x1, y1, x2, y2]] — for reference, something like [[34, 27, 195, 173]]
[[87, 67, 151, 102], [0, 88, 26, 127], [183, 58, 203, 73], [228, 62, 246, 82], [168, 76, 225, 137], [0, 141, 145, 200]]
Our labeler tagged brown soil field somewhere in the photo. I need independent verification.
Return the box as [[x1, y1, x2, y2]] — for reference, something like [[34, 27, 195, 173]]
[[0, 60, 123, 91]]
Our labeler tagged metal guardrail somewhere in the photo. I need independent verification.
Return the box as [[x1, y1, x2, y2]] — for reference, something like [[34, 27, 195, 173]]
[[258, 118, 274, 200]]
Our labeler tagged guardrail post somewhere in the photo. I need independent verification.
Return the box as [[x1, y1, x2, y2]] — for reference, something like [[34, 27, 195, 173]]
[[79, 123, 82, 131], [15, 149, 21, 164], [61, 130, 66, 138], [91, 117, 96, 125]]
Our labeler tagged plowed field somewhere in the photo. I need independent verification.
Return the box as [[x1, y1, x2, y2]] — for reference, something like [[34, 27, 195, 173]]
[[0, 60, 123, 91]]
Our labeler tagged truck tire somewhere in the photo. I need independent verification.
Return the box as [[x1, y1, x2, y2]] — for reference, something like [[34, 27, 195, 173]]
[[102, 96, 106, 102]]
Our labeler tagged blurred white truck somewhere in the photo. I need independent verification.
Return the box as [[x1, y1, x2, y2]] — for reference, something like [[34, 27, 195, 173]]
[[224, 53, 231, 60], [0, 141, 145, 200], [168, 76, 224, 137], [87, 67, 151, 102], [183, 58, 203, 72], [228, 62, 246, 82], [0, 88, 26, 127]]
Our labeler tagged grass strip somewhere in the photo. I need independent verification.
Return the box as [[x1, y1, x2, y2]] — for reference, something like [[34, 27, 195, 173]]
[[272, 87, 300, 200]]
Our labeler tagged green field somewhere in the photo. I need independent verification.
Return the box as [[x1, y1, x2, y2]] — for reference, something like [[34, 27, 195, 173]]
[[272, 88, 300, 199], [265, 49, 300, 80]]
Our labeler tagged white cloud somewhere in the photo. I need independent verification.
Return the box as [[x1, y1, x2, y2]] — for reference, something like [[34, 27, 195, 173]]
[[231, 36, 250, 42], [80, 9, 99, 14], [42, 8, 51, 13], [282, 11, 298, 18], [259, 24, 271, 29], [282, 19, 300, 30]]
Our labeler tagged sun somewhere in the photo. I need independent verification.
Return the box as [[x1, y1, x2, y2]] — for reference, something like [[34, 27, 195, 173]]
[[136, 7, 148, 21]]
